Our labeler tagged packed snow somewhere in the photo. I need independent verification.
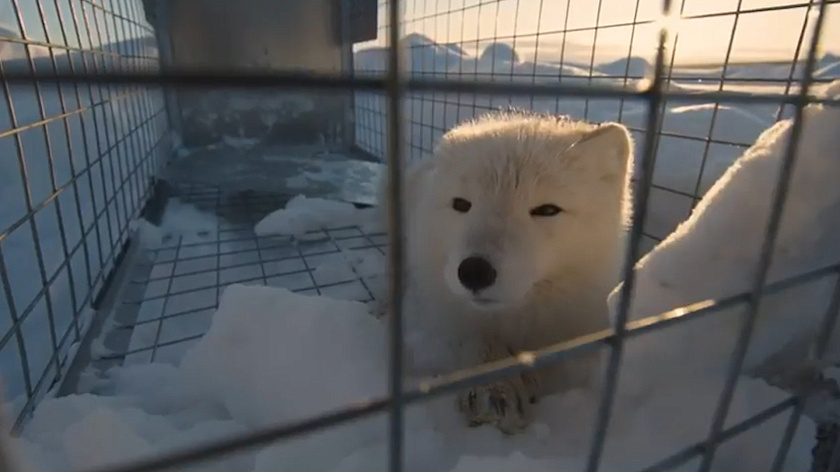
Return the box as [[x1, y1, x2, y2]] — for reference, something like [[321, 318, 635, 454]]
[[0, 285, 815, 472], [130, 197, 221, 251], [608, 79, 840, 397], [254, 194, 382, 240]]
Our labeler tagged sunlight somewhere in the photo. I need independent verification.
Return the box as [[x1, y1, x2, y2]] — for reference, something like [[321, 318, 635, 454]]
[[653, 8, 686, 41], [371, 0, 840, 66]]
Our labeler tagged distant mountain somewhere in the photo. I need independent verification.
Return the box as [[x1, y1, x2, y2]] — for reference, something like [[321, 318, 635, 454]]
[[354, 33, 466, 73], [441, 43, 466, 55], [480, 42, 519, 64], [1, 31, 158, 74], [815, 53, 840, 79], [353, 34, 840, 84], [597, 56, 651, 78], [0, 25, 23, 60], [99, 34, 158, 55]]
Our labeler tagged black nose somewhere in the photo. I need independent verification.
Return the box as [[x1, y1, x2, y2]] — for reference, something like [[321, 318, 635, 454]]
[[457, 256, 497, 292]]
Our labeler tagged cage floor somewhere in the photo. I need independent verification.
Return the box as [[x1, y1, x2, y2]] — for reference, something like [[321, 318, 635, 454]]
[[79, 152, 388, 386]]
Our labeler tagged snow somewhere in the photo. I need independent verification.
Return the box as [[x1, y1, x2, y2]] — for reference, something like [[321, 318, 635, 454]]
[[1, 281, 817, 472], [129, 198, 220, 252], [254, 194, 378, 238], [221, 136, 261, 149], [607, 79, 840, 399], [148, 198, 220, 248], [3, 364, 253, 472], [179, 285, 389, 427]]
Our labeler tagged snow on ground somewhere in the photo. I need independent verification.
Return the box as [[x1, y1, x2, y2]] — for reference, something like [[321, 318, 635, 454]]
[[130, 197, 221, 251], [254, 194, 380, 239], [1, 285, 815, 472], [115, 198, 223, 369]]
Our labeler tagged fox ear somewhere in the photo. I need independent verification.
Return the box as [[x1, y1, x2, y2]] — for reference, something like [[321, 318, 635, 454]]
[[566, 122, 633, 181]]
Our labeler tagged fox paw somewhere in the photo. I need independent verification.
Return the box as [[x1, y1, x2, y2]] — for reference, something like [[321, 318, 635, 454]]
[[458, 377, 533, 435]]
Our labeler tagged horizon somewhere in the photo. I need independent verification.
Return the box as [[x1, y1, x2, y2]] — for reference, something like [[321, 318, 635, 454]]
[[2, 0, 838, 68], [360, 32, 840, 68], [363, 0, 840, 67]]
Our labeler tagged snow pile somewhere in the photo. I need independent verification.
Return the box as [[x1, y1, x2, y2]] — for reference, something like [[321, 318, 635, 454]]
[[0, 219, 817, 468], [480, 42, 520, 64], [610, 80, 840, 396], [179, 285, 389, 427], [254, 195, 370, 238], [131, 198, 220, 250], [625, 102, 773, 198], [4, 364, 255, 472], [159, 198, 219, 240], [178, 284, 412, 472], [4, 282, 817, 472]]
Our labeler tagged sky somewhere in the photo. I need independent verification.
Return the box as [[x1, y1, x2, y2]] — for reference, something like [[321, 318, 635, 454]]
[[1, 0, 837, 66], [389, 0, 840, 65], [0, 0, 150, 50]]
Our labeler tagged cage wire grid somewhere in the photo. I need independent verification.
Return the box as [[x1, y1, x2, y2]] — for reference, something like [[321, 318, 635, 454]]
[[0, 0, 168, 431], [0, 0, 839, 472], [355, 0, 840, 253], [101, 182, 389, 369]]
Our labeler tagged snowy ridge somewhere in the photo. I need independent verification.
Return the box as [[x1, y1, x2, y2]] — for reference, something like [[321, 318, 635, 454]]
[[353, 33, 840, 83], [608, 79, 840, 406]]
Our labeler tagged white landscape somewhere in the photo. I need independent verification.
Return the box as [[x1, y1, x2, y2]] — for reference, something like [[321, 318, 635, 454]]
[[2, 5, 840, 472]]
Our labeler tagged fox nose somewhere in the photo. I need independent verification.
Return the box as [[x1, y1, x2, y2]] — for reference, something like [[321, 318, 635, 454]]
[[458, 256, 497, 292]]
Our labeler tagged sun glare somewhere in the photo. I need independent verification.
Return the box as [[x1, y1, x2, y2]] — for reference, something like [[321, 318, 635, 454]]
[[653, 9, 686, 43]]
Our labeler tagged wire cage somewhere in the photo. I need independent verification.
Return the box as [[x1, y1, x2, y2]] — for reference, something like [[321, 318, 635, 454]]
[[0, 0, 839, 472]]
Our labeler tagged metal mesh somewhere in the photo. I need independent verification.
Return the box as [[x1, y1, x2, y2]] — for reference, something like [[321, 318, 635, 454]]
[[354, 0, 840, 253], [103, 183, 386, 369], [0, 0, 169, 430], [0, 0, 839, 472]]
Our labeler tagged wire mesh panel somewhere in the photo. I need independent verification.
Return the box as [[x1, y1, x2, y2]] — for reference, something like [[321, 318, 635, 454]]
[[100, 183, 387, 369], [0, 0, 169, 429], [0, 0, 839, 472], [353, 0, 840, 254]]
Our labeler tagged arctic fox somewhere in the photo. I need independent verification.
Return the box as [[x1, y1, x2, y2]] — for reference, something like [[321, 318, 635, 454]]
[[382, 111, 634, 434]]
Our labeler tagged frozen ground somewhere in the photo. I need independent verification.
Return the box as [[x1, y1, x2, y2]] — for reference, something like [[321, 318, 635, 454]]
[[1, 79, 839, 472]]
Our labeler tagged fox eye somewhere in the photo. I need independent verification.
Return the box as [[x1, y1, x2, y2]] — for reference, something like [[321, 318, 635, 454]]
[[452, 197, 472, 213], [530, 204, 563, 217]]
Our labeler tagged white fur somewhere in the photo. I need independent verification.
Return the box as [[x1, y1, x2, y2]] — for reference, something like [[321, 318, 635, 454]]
[[385, 111, 634, 405]]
